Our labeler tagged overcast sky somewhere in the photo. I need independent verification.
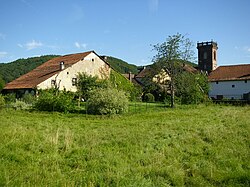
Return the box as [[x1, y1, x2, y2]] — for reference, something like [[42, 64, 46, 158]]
[[0, 0, 250, 66]]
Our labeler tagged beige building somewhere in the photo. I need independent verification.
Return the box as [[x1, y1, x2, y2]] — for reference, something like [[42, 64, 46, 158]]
[[3, 51, 110, 96]]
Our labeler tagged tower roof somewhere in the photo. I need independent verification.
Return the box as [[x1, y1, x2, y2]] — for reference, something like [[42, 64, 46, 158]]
[[197, 41, 218, 49]]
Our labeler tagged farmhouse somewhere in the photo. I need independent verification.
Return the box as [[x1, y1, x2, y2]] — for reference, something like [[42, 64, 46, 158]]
[[197, 41, 250, 100], [208, 65, 250, 100], [2, 51, 110, 97]]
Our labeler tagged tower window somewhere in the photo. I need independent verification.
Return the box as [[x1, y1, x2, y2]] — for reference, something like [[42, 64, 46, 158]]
[[245, 80, 247, 83], [216, 81, 218, 84], [203, 52, 207, 60], [232, 85, 235, 88], [214, 51, 216, 60]]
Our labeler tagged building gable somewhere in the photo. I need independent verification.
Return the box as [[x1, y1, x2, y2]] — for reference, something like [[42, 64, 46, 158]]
[[3, 51, 110, 92]]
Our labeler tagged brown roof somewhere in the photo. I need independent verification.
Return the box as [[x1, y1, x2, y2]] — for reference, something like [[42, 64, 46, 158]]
[[183, 64, 198, 73], [135, 64, 197, 79], [4, 51, 94, 90], [135, 67, 154, 78], [208, 64, 250, 82]]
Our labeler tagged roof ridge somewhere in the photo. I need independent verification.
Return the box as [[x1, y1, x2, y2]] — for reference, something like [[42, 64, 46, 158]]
[[219, 64, 250, 67]]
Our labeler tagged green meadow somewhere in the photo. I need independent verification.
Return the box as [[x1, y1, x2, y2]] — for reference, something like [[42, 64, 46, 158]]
[[0, 105, 249, 186]]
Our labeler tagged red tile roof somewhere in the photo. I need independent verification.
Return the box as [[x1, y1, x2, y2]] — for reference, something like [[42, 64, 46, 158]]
[[4, 51, 93, 90], [208, 64, 250, 81]]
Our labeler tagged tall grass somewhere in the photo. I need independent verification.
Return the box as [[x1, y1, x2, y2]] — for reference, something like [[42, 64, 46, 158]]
[[0, 105, 249, 186]]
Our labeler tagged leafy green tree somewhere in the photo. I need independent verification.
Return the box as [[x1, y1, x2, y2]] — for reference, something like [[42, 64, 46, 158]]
[[76, 73, 108, 101], [175, 72, 209, 104], [153, 33, 194, 107], [0, 75, 5, 91]]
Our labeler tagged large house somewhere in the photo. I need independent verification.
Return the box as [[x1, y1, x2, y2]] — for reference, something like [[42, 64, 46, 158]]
[[3, 51, 110, 97], [197, 41, 250, 100], [208, 64, 250, 100]]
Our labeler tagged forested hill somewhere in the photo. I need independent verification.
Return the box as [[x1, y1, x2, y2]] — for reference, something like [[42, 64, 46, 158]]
[[0, 55, 59, 83], [107, 56, 138, 74], [0, 55, 139, 84]]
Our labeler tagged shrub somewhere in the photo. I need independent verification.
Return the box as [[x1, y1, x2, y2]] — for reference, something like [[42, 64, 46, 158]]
[[4, 93, 16, 103], [87, 88, 129, 115], [34, 91, 74, 113], [21, 93, 36, 104], [143, 93, 155, 103], [10, 100, 31, 110], [0, 94, 5, 109]]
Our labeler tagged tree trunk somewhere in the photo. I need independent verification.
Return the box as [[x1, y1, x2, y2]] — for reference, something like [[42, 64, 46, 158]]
[[170, 80, 175, 108]]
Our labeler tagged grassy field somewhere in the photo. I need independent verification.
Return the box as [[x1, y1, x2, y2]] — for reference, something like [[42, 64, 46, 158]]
[[0, 105, 249, 186]]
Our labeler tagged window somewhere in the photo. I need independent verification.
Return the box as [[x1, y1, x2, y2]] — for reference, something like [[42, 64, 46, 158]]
[[214, 51, 216, 60], [67, 72, 69, 75], [245, 80, 247, 83], [92, 58, 94, 62], [232, 85, 235, 88], [51, 80, 56, 86], [203, 52, 207, 60], [216, 81, 218, 84], [72, 78, 77, 86]]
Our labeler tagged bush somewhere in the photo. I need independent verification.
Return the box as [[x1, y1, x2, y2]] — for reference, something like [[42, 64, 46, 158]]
[[0, 94, 5, 109], [87, 88, 129, 115], [4, 93, 16, 103], [34, 90, 74, 113], [21, 93, 36, 104], [10, 100, 31, 110], [143, 93, 155, 103]]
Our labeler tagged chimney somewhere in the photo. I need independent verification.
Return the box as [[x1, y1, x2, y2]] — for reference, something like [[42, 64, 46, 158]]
[[128, 72, 133, 82], [60, 61, 65, 70]]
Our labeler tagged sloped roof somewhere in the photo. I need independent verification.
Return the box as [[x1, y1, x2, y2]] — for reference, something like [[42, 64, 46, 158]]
[[135, 64, 197, 79], [183, 64, 198, 73], [208, 64, 250, 81], [4, 51, 94, 90], [135, 66, 154, 78]]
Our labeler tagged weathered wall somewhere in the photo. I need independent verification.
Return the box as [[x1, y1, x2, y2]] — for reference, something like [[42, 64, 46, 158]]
[[209, 80, 250, 99]]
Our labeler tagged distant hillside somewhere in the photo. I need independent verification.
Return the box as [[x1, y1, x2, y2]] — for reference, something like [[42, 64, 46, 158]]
[[0, 55, 59, 83], [107, 56, 138, 74]]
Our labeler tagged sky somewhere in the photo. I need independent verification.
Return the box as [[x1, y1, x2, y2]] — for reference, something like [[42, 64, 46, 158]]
[[0, 0, 250, 66]]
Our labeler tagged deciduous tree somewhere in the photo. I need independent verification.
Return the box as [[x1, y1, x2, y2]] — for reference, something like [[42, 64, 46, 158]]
[[153, 33, 194, 107]]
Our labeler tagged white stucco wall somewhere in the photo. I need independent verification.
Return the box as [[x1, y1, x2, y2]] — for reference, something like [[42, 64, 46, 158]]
[[209, 80, 250, 99], [37, 52, 110, 92]]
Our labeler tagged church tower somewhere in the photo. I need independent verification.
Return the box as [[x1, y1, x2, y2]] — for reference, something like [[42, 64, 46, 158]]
[[197, 41, 218, 72]]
